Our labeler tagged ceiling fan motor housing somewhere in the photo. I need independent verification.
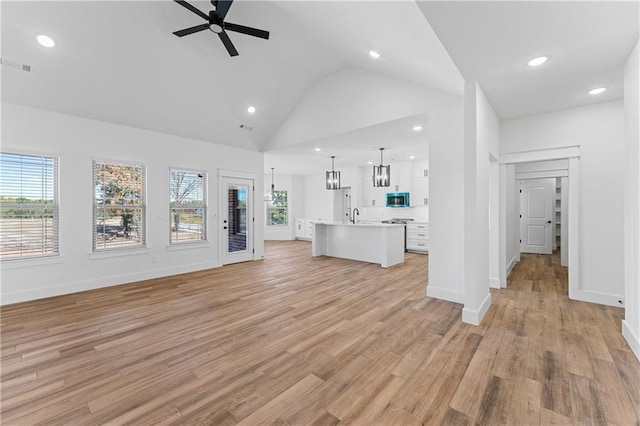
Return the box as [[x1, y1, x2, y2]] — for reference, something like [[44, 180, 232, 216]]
[[209, 11, 223, 33]]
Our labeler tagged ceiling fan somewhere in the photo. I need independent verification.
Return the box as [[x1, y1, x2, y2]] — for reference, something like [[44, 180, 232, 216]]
[[172, 0, 270, 57]]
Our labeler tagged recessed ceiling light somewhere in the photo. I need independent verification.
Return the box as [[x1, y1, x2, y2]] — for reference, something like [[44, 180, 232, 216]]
[[369, 50, 381, 59], [588, 87, 607, 95], [413, 125, 423, 131], [247, 106, 256, 114], [409, 156, 416, 159], [527, 56, 548, 67], [314, 147, 321, 152], [36, 34, 55, 48]]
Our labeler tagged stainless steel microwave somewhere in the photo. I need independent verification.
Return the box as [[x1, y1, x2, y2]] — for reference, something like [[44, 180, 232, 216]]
[[386, 192, 410, 207]]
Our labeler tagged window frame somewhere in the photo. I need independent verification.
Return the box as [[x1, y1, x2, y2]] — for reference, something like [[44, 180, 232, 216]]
[[92, 159, 147, 253], [266, 190, 288, 227], [0, 151, 60, 261], [169, 168, 207, 245]]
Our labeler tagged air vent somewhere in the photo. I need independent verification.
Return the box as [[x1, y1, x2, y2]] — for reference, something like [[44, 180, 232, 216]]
[[0, 58, 31, 72]]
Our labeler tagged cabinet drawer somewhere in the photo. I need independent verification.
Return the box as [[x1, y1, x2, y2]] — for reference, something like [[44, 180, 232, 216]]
[[407, 230, 429, 240], [407, 239, 429, 251], [407, 223, 429, 231]]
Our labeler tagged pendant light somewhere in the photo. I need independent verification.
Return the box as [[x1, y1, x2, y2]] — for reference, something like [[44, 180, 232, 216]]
[[373, 148, 390, 187], [264, 167, 275, 202], [326, 156, 341, 190]]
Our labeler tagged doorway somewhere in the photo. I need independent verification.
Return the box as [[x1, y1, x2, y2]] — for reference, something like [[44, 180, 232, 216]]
[[222, 176, 254, 265]]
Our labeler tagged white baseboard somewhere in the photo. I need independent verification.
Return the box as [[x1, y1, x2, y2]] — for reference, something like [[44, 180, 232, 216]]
[[622, 320, 640, 362], [462, 293, 492, 326], [1, 260, 222, 305], [506, 256, 518, 277], [489, 277, 500, 289], [426, 286, 464, 304], [569, 288, 625, 308]]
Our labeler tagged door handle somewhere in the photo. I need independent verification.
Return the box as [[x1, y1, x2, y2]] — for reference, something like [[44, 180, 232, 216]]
[[547, 220, 552, 224], [223, 226, 227, 230]]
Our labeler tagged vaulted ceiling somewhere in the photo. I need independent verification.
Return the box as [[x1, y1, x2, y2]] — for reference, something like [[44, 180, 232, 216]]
[[2, 1, 638, 176]]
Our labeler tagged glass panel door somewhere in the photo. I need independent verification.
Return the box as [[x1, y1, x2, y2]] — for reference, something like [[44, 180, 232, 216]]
[[222, 177, 253, 264]]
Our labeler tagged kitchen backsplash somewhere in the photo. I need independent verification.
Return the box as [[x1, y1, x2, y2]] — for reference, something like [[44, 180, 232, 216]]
[[361, 205, 429, 222]]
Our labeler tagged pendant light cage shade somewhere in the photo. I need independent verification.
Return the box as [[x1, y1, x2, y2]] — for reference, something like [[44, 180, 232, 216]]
[[326, 156, 341, 190], [372, 148, 391, 187]]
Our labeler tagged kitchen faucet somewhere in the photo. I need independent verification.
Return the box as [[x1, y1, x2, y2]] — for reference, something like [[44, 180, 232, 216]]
[[351, 208, 360, 224]]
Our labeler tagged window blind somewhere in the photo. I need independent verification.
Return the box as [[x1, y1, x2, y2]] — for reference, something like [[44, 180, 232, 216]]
[[93, 160, 146, 251], [0, 152, 59, 259]]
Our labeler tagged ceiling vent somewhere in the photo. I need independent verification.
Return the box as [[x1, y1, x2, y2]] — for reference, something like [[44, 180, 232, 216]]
[[0, 58, 31, 72]]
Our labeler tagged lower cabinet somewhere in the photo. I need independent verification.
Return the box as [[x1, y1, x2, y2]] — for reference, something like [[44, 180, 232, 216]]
[[406, 222, 429, 253], [295, 219, 306, 239], [295, 218, 314, 240]]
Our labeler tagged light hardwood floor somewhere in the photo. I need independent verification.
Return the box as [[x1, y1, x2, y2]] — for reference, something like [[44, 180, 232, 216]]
[[1, 241, 639, 425]]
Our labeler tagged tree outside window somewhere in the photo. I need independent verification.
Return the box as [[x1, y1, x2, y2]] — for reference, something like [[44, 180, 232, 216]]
[[93, 161, 146, 251], [266, 190, 288, 226], [170, 170, 206, 244]]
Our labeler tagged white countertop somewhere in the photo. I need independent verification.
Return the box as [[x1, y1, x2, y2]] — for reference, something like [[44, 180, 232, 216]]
[[314, 221, 405, 228]]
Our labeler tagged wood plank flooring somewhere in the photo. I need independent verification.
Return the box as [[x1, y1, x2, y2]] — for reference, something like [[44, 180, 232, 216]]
[[1, 241, 639, 425]]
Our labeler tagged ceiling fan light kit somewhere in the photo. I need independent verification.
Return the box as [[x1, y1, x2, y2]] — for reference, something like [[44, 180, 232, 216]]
[[173, 0, 270, 57]]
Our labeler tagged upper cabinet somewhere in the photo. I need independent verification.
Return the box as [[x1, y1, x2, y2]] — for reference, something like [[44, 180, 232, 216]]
[[410, 161, 429, 207], [361, 161, 429, 207]]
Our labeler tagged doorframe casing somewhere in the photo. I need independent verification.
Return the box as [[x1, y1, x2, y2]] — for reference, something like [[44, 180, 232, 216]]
[[498, 146, 580, 299], [218, 169, 262, 265]]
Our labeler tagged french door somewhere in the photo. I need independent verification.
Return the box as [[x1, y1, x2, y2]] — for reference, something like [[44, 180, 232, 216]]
[[222, 177, 254, 265]]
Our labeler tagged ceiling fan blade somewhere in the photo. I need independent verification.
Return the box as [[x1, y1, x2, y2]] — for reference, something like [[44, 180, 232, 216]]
[[215, 0, 233, 20], [174, 0, 208, 21], [218, 31, 238, 57], [173, 23, 209, 37], [224, 22, 269, 40]]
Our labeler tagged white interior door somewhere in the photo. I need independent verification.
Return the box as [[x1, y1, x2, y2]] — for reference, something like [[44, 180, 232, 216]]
[[520, 178, 554, 254], [222, 177, 254, 265]]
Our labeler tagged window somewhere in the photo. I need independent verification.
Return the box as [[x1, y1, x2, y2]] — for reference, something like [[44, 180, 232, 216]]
[[266, 190, 288, 226], [0, 152, 59, 260], [93, 160, 146, 251], [170, 169, 206, 244]]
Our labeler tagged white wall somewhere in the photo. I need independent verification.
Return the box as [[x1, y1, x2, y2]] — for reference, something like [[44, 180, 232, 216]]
[[265, 67, 461, 151], [505, 164, 519, 273], [303, 174, 334, 221], [623, 38, 640, 360], [1, 103, 265, 305], [501, 100, 626, 306], [460, 81, 499, 324], [428, 96, 465, 304]]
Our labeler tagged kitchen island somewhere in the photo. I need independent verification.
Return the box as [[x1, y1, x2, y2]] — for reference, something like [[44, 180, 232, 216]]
[[312, 222, 405, 268]]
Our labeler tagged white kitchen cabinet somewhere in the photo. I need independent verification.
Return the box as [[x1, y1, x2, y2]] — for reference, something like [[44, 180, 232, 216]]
[[406, 222, 429, 253], [362, 172, 386, 207], [295, 218, 315, 240], [391, 165, 411, 193], [410, 162, 429, 207], [411, 176, 428, 206], [295, 219, 306, 239], [305, 219, 314, 239]]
